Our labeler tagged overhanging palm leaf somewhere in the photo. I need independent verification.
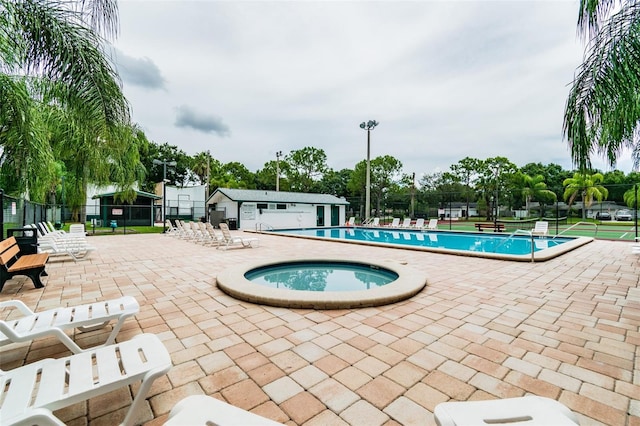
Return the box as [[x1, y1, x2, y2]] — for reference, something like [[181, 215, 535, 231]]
[[565, 0, 640, 170], [0, 0, 131, 201]]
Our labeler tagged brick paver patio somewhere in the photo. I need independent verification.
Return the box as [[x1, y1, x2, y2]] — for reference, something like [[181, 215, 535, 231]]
[[1, 231, 638, 425]]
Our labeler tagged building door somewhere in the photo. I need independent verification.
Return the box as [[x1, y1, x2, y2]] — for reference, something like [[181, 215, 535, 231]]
[[330, 205, 339, 226], [316, 206, 324, 226]]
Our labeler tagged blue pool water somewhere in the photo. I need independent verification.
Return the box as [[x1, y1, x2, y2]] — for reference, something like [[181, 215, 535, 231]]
[[270, 228, 572, 256], [245, 261, 399, 292]]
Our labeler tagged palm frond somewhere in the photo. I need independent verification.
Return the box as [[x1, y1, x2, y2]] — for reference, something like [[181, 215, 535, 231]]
[[564, 2, 640, 171]]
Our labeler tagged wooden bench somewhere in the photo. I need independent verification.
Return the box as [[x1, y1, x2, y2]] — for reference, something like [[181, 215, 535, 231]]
[[0, 236, 49, 291], [475, 223, 505, 232]]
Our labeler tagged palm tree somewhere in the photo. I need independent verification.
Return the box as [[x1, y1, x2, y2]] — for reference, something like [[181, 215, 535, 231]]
[[0, 0, 130, 201], [520, 174, 557, 218], [563, 0, 640, 171], [563, 172, 609, 219]]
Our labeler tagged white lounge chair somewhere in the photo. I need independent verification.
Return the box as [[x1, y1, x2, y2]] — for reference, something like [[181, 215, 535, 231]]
[[434, 396, 579, 426], [0, 333, 171, 426], [427, 219, 438, 230], [165, 395, 284, 425], [371, 217, 380, 227], [400, 218, 412, 228], [387, 218, 400, 228], [345, 216, 356, 226], [531, 221, 549, 237], [217, 223, 259, 250], [414, 218, 425, 229], [0, 296, 139, 354], [37, 236, 96, 261]]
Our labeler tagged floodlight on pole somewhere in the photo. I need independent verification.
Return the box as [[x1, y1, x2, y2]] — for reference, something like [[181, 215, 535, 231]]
[[359, 120, 379, 222], [153, 159, 177, 232]]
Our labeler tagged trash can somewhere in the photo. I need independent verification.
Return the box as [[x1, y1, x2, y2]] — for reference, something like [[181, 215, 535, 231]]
[[227, 218, 237, 230], [7, 228, 38, 255]]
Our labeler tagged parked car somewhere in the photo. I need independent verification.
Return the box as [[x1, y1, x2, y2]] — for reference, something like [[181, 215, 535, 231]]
[[596, 212, 611, 221], [615, 209, 633, 221]]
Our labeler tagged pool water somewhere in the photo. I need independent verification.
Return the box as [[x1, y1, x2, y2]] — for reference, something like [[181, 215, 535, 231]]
[[270, 227, 571, 255], [244, 261, 399, 292]]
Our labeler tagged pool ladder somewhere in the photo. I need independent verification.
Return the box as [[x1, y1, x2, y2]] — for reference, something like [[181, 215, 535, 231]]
[[493, 229, 537, 262], [255, 222, 274, 233]]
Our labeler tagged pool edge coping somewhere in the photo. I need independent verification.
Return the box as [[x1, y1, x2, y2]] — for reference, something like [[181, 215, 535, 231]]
[[252, 228, 594, 262]]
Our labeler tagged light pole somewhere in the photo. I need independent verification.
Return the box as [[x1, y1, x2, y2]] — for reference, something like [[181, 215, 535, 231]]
[[276, 151, 283, 191], [359, 120, 379, 222], [153, 159, 177, 232]]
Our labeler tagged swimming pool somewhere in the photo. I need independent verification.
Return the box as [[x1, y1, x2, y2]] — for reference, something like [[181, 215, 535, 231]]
[[265, 227, 593, 261]]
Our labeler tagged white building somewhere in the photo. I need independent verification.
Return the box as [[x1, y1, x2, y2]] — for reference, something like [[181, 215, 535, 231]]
[[206, 188, 349, 230]]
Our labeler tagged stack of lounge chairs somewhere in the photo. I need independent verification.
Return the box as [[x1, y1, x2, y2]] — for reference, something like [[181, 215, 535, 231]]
[[165, 220, 260, 249], [27, 222, 96, 261]]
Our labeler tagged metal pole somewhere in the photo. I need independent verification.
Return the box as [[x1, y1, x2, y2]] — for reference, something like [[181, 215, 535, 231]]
[[635, 183, 638, 239], [163, 163, 167, 233], [0, 189, 4, 240], [365, 130, 371, 222], [276, 151, 282, 192]]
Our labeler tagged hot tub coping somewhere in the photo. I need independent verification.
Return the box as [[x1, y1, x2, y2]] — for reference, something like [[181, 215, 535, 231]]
[[216, 257, 428, 309]]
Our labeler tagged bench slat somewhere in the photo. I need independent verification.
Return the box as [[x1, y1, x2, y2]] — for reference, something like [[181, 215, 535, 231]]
[[8, 254, 49, 272]]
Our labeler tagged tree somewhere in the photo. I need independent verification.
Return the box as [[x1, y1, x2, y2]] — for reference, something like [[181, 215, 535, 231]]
[[475, 157, 518, 220], [563, 0, 640, 171], [317, 169, 352, 197], [0, 0, 131, 200], [563, 172, 609, 219], [286, 147, 328, 192], [255, 159, 291, 191], [518, 173, 557, 217], [143, 143, 191, 190], [449, 157, 481, 220]]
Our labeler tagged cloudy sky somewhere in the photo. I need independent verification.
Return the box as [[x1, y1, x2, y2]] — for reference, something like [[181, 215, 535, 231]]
[[111, 0, 636, 178]]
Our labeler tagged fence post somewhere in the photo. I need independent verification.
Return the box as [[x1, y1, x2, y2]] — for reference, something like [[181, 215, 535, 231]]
[[0, 188, 3, 240]]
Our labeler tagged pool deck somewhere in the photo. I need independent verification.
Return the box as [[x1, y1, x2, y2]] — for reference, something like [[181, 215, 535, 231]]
[[0, 232, 638, 425]]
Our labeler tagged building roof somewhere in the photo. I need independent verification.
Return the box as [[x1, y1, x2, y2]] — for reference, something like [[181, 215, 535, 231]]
[[92, 190, 161, 200], [208, 188, 349, 205]]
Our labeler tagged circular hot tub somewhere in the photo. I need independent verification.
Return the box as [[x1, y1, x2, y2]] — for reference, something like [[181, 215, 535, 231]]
[[216, 258, 427, 309]]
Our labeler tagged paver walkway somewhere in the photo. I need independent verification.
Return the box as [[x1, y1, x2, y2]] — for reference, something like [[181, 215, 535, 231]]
[[0, 232, 638, 425]]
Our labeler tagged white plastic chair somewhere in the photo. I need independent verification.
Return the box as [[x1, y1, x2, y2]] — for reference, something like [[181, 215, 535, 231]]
[[532, 221, 549, 237], [434, 396, 579, 426], [0, 296, 139, 353], [0, 333, 171, 426], [427, 219, 438, 230], [387, 218, 400, 227], [165, 395, 284, 425], [400, 218, 412, 228], [414, 218, 425, 229]]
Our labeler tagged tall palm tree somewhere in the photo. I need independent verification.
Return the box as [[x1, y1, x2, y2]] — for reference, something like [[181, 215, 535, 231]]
[[564, 0, 640, 171], [0, 0, 130, 201], [521, 174, 557, 217], [563, 172, 609, 219]]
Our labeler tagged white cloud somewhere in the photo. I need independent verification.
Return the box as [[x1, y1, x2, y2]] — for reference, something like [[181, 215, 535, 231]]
[[113, 0, 634, 175]]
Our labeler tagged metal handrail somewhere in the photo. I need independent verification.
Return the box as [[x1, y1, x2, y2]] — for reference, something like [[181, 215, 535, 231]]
[[493, 229, 537, 262], [553, 221, 598, 239], [255, 222, 274, 233]]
